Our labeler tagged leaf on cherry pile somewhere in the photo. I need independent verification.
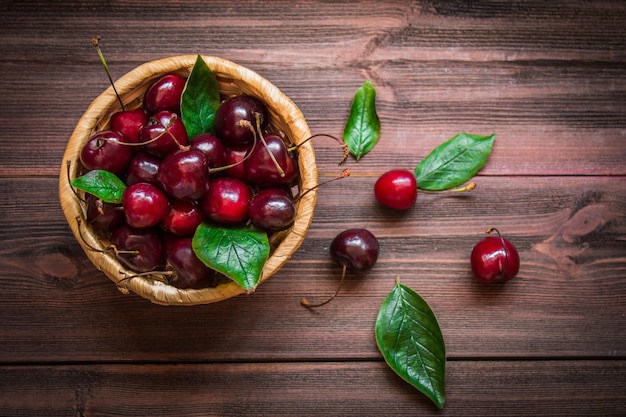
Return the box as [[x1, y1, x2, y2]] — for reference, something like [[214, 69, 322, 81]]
[[192, 222, 270, 292], [414, 132, 495, 191], [375, 278, 446, 409], [70, 169, 127, 204], [181, 54, 221, 138], [343, 80, 380, 160]]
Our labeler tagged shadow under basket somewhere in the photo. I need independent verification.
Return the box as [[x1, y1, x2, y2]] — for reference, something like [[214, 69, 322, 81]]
[[59, 55, 318, 306]]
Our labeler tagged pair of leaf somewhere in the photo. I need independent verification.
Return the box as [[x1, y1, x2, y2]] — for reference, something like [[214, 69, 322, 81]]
[[343, 81, 495, 192], [70, 55, 268, 292], [376, 278, 446, 409]]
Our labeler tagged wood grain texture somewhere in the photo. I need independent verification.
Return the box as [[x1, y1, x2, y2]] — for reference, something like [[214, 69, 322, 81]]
[[0, 0, 624, 415], [0, 177, 624, 362], [0, 361, 624, 416]]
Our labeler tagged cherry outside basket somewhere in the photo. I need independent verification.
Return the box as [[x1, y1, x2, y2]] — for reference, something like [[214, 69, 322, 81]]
[[59, 55, 318, 305]]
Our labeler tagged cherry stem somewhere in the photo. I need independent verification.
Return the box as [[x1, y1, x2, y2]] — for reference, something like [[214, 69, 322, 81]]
[[294, 169, 350, 203], [255, 113, 285, 177], [92, 35, 125, 111], [116, 269, 174, 287], [290, 133, 349, 166], [208, 120, 259, 174], [486, 227, 509, 277], [301, 263, 348, 308], [419, 181, 476, 194]]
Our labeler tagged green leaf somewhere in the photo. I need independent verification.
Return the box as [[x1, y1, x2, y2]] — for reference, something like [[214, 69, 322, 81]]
[[192, 222, 270, 291], [181, 54, 221, 138], [414, 132, 495, 191], [343, 80, 380, 160], [70, 169, 127, 204], [376, 278, 446, 409]]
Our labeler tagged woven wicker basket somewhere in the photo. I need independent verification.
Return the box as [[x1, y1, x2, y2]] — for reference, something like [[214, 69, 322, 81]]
[[59, 55, 317, 305]]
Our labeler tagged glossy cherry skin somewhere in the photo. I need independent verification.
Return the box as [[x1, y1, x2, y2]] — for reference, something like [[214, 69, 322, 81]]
[[249, 188, 296, 232], [125, 152, 161, 186], [330, 228, 379, 273], [201, 177, 252, 226], [109, 108, 148, 143], [157, 149, 209, 201], [86, 195, 125, 235], [164, 237, 217, 289], [471, 234, 520, 284], [244, 134, 298, 187], [139, 110, 188, 158], [222, 145, 251, 180], [190, 133, 226, 169], [161, 200, 205, 237], [214, 95, 268, 146], [122, 182, 170, 229], [110, 225, 163, 272], [374, 169, 418, 210], [143, 73, 187, 115], [80, 130, 133, 176]]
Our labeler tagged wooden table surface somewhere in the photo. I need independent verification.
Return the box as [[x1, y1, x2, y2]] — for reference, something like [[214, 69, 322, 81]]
[[1, 1, 625, 416]]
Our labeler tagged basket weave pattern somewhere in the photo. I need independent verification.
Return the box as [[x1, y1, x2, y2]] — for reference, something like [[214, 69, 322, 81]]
[[59, 55, 317, 305]]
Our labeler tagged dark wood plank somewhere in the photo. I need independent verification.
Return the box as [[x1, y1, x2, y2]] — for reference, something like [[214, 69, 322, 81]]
[[1, 176, 623, 362], [0, 361, 624, 416], [0, 1, 624, 176]]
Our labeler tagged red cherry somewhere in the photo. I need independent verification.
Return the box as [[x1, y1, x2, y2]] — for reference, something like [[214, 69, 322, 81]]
[[122, 182, 170, 229], [161, 200, 205, 237], [164, 237, 217, 289], [139, 110, 188, 158], [201, 177, 252, 226], [109, 108, 147, 143], [244, 134, 298, 187], [110, 225, 163, 272], [374, 169, 418, 210], [157, 149, 209, 201], [143, 73, 187, 115], [80, 130, 133, 176], [125, 152, 161, 186], [470, 229, 520, 284]]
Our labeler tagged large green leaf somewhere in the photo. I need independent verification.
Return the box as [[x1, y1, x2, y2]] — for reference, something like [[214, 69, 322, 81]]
[[343, 80, 380, 160], [70, 169, 127, 204], [192, 222, 270, 291], [414, 132, 495, 191], [375, 279, 446, 409], [181, 54, 221, 138]]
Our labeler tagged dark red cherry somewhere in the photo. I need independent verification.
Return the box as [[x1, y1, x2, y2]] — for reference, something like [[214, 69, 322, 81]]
[[86, 195, 124, 235], [301, 228, 379, 308], [330, 228, 379, 273], [110, 225, 163, 272], [109, 108, 148, 143], [139, 110, 188, 158], [125, 152, 161, 186], [471, 228, 520, 284], [214, 95, 268, 146], [80, 130, 133, 176], [164, 237, 216, 289], [157, 149, 209, 201], [190, 133, 226, 169], [249, 188, 296, 232], [201, 177, 252, 226], [222, 145, 251, 180], [374, 169, 418, 210], [161, 200, 205, 237], [143, 73, 187, 115], [122, 182, 170, 229], [244, 134, 298, 186]]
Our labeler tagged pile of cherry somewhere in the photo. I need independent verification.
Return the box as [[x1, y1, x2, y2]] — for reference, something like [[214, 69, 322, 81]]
[[78, 73, 300, 290]]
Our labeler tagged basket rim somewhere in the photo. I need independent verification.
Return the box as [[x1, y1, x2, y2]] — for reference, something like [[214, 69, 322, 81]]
[[59, 54, 318, 306]]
